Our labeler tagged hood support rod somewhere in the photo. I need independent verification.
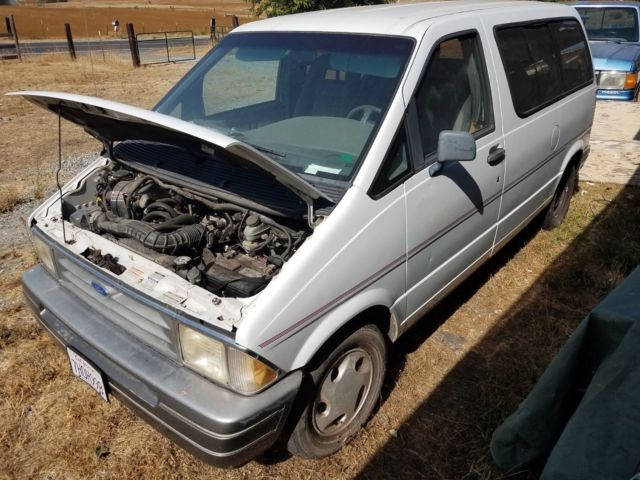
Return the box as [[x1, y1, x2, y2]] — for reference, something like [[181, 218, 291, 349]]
[[56, 105, 73, 245]]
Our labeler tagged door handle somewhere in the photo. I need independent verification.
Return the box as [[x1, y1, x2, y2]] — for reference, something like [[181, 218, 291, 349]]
[[487, 145, 506, 166]]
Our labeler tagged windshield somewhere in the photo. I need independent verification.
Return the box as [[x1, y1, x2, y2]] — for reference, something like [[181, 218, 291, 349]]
[[576, 7, 640, 42], [155, 32, 413, 182]]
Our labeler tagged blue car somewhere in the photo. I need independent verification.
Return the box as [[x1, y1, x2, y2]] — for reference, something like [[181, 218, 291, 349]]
[[573, 1, 640, 100]]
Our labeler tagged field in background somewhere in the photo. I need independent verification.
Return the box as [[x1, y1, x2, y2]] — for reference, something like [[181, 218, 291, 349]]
[[0, 55, 194, 206], [0, 1, 251, 39], [1, 56, 639, 479], [20, 0, 249, 6]]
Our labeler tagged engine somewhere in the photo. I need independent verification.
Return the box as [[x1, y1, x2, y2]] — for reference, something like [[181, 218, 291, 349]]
[[63, 165, 308, 298]]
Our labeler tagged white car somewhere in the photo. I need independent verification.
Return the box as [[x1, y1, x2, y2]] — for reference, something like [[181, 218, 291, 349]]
[[17, 0, 595, 466]]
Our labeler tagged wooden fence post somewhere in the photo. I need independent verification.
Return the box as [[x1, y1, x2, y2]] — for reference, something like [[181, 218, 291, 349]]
[[64, 23, 76, 60], [8, 15, 21, 61], [126, 23, 140, 67], [210, 17, 216, 43]]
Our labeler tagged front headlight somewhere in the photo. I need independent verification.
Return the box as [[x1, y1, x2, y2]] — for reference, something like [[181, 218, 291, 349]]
[[598, 71, 628, 90], [179, 325, 278, 394], [32, 233, 57, 277]]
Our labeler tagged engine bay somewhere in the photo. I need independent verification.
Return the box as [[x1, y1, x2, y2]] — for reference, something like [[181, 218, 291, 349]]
[[60, 162, 311, 298]]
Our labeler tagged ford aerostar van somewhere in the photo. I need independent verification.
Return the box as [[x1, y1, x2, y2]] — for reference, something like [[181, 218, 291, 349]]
[[15, 0, 595, 466]]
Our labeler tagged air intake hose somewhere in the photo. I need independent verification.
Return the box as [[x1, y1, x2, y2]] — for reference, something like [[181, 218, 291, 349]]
[[94, 213, 204, 253]]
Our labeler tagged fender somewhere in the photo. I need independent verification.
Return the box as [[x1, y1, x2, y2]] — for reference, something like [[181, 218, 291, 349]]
[[558, 135, 587, 182], [288, 286, 402, 370]]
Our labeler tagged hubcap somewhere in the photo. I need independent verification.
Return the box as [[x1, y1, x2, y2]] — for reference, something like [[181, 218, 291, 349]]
[[312, 348, 374, 437]]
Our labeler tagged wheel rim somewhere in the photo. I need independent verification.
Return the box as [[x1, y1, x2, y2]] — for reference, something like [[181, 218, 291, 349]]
[[312, 348, 374, 437]]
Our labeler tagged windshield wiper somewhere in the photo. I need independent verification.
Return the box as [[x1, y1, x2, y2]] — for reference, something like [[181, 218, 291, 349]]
[[591, 37, 625, 44], [249, 143, 287, 159]]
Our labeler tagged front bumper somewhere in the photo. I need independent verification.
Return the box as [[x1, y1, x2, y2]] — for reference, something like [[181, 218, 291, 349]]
[[22, 265, 302, 468], [596, 88, 636, 101]]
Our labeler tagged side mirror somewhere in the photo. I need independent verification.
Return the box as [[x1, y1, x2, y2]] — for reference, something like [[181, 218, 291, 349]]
[[437, 130, 476, 163]]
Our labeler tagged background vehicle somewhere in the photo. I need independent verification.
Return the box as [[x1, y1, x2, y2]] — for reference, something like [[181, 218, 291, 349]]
[[573, 1, 640, 100], [18, 1, 595, 467]]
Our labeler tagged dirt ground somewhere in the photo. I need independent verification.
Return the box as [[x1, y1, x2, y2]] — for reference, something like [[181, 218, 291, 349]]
[[1, 57, 639, 479], [581, 101, 640, 186], [0, 2, 250, 39]]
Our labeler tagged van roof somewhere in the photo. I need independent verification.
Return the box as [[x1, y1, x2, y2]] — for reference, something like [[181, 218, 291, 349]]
[[235, 1, 576, 38]]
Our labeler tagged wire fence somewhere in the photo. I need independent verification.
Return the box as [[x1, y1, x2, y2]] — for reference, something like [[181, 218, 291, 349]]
[[2, 18, 238, 66], [136, 31, 196, 65], [211, 25, 233, 43]]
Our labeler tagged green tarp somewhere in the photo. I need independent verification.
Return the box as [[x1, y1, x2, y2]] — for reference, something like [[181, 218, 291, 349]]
[[491, 266, 640, 480]]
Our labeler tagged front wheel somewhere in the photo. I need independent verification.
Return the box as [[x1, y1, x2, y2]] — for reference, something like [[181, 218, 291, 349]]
[[542, 164, 577, 230], [287, 324, 386, 459]]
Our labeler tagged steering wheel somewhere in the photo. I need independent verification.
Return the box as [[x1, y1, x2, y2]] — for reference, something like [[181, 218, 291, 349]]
[[347, 105, 382, 124]]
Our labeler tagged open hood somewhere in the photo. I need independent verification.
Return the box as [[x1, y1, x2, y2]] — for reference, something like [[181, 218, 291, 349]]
[[8, 91, 334, 211]]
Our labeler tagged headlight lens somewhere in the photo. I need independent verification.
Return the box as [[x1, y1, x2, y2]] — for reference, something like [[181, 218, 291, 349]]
[[598, 71, 628, 90], [179, 326, 229, 384], [32, 234, 57, 276], [179, 325, 278, 394]]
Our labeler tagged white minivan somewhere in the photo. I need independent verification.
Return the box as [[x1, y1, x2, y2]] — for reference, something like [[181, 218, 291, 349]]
[[16, 0, 595, 466]]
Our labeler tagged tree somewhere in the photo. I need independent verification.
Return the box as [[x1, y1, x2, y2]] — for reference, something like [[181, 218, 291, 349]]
[[248, 0, 392, 19]]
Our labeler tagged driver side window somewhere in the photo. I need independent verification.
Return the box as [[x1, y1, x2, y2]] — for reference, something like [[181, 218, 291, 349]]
[[415, 32, 493, 159]]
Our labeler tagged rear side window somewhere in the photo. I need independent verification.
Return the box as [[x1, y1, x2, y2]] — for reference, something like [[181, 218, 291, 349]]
[[495, 19, 593, 118], [550, 21, 594, 92], [522, 24, 564, 107]]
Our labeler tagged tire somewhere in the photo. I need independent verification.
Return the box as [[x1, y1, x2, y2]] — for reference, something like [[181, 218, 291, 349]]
[[542, 164, 577, 230], [287, 324, 387, 459]]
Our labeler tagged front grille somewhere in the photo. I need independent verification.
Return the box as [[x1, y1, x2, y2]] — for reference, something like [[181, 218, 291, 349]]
[[54, 252, 179, 360]]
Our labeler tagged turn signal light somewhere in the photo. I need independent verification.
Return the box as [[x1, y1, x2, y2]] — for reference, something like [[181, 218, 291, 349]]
[[624, 73, 638, 90]]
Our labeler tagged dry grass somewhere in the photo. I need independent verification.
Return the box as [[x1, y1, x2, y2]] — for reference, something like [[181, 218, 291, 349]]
[[1, 57, 640, 479], [0, 186, 23, 214]]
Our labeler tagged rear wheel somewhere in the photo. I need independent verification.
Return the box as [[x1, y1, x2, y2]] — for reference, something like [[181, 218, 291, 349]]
[[542, 164, 577, 230], [287, 325, 386, 459]]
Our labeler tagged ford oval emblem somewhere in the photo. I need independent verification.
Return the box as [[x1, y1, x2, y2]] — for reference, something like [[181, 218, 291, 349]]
[[91, 281, 108, 297]]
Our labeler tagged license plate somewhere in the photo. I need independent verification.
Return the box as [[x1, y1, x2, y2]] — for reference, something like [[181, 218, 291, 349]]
[[67, 348, 108, 401]]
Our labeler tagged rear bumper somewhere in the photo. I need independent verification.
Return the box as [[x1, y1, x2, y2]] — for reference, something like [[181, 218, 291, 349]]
[[22, 265, 302, 468]]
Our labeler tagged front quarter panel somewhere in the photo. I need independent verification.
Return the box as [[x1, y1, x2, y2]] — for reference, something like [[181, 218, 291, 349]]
[[235, 185, 407, 371]]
